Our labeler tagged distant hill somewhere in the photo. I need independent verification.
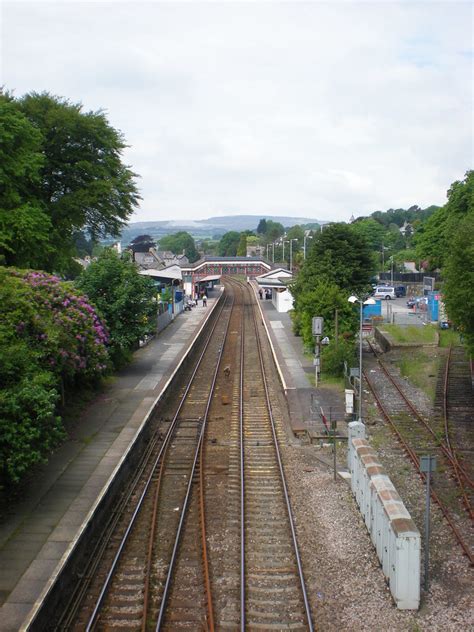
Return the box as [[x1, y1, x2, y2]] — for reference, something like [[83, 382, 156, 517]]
[[111, 215, 325, 246]]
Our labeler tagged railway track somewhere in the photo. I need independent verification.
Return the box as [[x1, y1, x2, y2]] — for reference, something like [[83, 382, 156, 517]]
[[436, 345, 474, 487], [363, 339, 473, 566], [57, 279, 313, 630]]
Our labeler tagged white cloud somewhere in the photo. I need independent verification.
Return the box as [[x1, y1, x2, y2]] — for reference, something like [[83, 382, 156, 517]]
[[1, 1, 472, 222]]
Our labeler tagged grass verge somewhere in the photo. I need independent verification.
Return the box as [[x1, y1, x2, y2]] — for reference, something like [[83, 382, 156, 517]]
[[382, 324, 437, 344]]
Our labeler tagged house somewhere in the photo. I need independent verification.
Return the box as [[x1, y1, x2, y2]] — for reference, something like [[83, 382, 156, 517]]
[[132, 248, 190, 270], [133, 249, 164, 270], [155, 250, 190, 267], [399, 221, 413, 237], [246, 245, 265, 257]]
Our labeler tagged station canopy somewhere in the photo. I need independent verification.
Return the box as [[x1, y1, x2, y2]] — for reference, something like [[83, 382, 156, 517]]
[[198, 275, 221, 283], [139, 266, 182, 281]]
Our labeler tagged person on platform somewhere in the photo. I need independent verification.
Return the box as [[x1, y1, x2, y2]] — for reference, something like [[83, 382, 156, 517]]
[[202, 294, 207, 307]]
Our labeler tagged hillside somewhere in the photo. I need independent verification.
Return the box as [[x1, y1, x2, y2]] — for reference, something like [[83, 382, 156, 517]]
[[113, 215, 325, 246]]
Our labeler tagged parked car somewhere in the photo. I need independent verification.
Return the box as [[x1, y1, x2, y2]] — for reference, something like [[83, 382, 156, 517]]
[[373, 286, 396, 300], [439, 321, 450, 329], [394, 285, 406, 298]]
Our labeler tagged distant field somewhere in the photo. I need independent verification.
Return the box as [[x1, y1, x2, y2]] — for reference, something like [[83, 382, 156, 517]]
[[381, 324, 437, 344]]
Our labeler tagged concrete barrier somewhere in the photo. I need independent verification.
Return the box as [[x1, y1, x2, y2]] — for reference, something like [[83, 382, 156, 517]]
[[348, 429, 420, 610]]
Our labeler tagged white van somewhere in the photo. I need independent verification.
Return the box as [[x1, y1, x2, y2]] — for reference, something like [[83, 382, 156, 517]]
[[373, 286, 396, 300]]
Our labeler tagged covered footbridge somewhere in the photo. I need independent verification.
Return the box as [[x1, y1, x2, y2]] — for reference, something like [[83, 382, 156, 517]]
[[181, 256, 274, 297]]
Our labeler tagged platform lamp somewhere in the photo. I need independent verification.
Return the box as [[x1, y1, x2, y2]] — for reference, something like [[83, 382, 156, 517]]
[[348, 295, 376, 423]]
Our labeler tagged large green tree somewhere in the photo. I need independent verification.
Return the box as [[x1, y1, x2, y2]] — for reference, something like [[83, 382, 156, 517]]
[[237, 233, 247, 256], [0, 94, 52, 268], [436, 171, 474, 352], [7, 92, 140, 272], [294, 222, 374, 296], [158, 231, 198, 262], [76, 249, 157, 366], [218, 231, 241, 256]]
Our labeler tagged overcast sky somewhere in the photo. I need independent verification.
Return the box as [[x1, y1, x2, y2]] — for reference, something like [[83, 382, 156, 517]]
[[1, 1, 472, 223]]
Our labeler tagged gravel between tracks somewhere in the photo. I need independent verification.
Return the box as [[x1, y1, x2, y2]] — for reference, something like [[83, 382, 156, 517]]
[[282, 442, 473, 632]]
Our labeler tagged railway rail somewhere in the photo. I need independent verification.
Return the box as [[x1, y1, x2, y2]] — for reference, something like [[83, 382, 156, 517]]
[[363, 339, 473, 566], [57, 279, 313, 630]]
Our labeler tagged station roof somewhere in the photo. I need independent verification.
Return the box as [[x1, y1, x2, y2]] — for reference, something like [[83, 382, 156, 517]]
[[256, 277, 291, 288], [198, 275, 221, 283], [139, 266, 182, 281]]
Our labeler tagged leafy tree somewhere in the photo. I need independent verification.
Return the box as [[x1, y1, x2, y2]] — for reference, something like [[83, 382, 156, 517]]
[[76, 249, 157, 366], [443, 212, 474, 354], [265, 220, 285, 243], [158, 231, 198, 262], [256, 218, 267, 234], [246, 235, 260, 246], [291, 278, 359, 347], [129, 234, 156, 253], [350, 218, 385, 252], [218, 231, 241, 256], [414, 206, 449, 269], [294, 223, 374, 296], [198, 238, 218, 256], [0, 94, 52, 268], [73, 230, 96, 257], [237, 233, 247, 256], [435, 171, 474, 352], [15, 92, 140, 272], [286, 225, 304, 253]]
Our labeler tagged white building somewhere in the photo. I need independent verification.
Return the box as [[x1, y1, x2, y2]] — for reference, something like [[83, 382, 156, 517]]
[[255, 267, 294, 313]]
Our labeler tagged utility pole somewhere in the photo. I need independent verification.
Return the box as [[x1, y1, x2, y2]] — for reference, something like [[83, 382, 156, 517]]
[[282, 240, 289, 268], [289, 238, 298, 273]]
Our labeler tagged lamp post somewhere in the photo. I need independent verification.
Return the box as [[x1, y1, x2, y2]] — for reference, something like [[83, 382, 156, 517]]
[[272, 242, 275, 263], [303, 234, 313, 259], [282, 240, 289, 267], [289, 238, 298, 272], [348, 295, 376, 423]]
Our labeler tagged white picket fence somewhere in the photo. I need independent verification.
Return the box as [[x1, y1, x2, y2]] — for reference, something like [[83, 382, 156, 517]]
[[347, 422, 420, 610]]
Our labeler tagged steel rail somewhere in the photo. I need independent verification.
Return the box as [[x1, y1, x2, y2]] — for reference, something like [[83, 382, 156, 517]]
[[85, 292, 230, 631], [155, 291, 236, 630], [248, 283, 314, 631], [364, 369, 474, 566], [442, 345, 474, 521], [239, 282, 246, 632], [55, 420, 168, 630], [367, 340, 474, 491]]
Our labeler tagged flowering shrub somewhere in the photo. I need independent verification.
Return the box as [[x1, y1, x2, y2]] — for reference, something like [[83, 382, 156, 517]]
[[10, 269, 110, 379], [0, 267, 110, 487]]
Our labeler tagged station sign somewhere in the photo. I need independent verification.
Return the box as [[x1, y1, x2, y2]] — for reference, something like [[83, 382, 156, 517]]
[[312, 316, 324, 336]]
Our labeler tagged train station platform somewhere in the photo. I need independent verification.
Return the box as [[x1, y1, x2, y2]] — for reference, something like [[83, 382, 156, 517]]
[[0, 296, 218, 632], [252, 284, 345, 439]]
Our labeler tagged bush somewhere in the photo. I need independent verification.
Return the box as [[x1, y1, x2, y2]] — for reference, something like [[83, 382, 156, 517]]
[[321, 339, 356, 377], [0, 267, 109, 487]]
